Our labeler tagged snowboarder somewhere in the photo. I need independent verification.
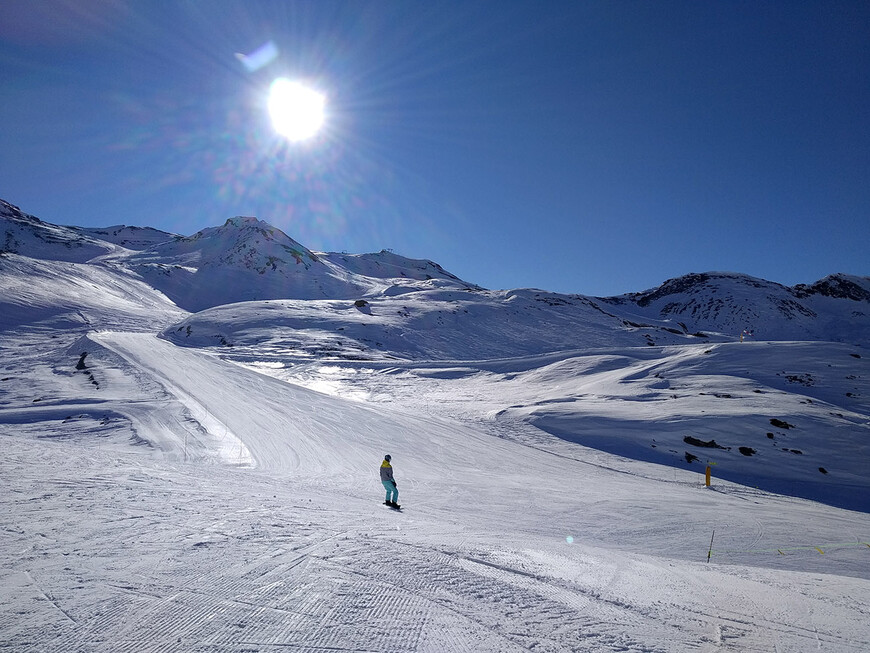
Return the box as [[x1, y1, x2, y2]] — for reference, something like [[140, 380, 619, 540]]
[[380, 454, 400, 508]]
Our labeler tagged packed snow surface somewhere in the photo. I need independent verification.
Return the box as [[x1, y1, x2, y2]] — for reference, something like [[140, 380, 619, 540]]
[[2, 200, 869, 651]]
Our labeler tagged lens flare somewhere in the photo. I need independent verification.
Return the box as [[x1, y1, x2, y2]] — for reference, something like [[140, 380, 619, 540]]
[[235, 41, 279, 72]]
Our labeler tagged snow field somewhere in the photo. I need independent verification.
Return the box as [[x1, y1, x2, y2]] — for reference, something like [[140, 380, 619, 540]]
[[260, 340, 870, 512], [2, 329, 869, 651]]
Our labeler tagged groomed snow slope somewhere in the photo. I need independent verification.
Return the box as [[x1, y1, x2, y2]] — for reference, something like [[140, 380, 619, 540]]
[[2, 327, 869, 652], [258, 339, 870, 513]]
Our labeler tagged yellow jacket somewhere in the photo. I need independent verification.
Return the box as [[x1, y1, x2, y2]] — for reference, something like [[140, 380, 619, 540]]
[[380, 459, 394, 482]]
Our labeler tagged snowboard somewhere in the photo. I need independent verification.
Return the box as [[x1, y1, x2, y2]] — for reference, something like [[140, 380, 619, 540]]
[[383, 501, 402, 511]]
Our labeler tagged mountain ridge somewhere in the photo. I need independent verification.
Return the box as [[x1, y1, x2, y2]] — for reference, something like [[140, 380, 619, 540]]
[[1, 198, 867, 349]]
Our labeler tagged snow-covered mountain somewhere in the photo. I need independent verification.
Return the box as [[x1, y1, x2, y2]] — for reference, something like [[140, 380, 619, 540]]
[[2, 198, 869, 651], [159, 269, 870, 363], [0, 200, 184, 330], [69, 224, 178, 251], [1, 198, 117, 263], [4, 198, 867, 348], [159, 289, 685, 360], [1, 199, 476, 317], [602, 271, 870, 345], [121, 216, 363, 311]]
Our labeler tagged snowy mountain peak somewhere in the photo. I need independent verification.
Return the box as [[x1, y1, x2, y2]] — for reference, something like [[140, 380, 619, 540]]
[[322, 249, 466, 285], [1, 198, 40, 225], [174, 215, 320, 271], [623, 272, 780, 308], [226, 216, 260, 226], [793, 273, 870, 302], [109, 212, 473, 311], [1, 198, 113, 262], [599, 271, 869, 344], [616, 271, 870, 308]]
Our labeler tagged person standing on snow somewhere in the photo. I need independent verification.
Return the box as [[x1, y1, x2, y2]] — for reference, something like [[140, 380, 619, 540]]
[[380, 454, 400, 508]]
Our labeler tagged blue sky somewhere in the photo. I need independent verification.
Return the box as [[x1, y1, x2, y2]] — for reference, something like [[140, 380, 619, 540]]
[[1, 1, 868, 296]]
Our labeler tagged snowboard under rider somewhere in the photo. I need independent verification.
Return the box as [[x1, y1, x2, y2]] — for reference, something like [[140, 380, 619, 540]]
[[380, 454, 400, 508]]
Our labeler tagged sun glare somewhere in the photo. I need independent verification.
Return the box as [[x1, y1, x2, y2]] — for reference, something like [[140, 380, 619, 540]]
[[268, 78, 325, 142]]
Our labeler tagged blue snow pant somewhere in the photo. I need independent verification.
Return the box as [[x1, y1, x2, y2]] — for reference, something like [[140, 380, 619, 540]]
[[382, 480, 398, 503]]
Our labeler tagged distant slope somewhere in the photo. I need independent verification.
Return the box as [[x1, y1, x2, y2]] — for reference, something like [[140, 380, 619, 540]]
[[1, 199, 114, 263], [158, 271, 870, 363], [70, 224, 177, 250], [159, 288, 721, 361], [320, 250, 465, 283], [0, 253, 185, 330], [601, 272, 870, 346]]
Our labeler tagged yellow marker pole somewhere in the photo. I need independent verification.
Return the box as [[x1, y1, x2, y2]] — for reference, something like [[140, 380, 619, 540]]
[[705, 465, 712, 487]]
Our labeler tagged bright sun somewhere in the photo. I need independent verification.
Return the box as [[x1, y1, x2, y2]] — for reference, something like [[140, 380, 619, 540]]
[[268, 78, 325, 142]]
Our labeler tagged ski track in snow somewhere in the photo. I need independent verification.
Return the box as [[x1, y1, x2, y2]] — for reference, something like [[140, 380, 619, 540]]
[[1, 330, 869, 652]]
